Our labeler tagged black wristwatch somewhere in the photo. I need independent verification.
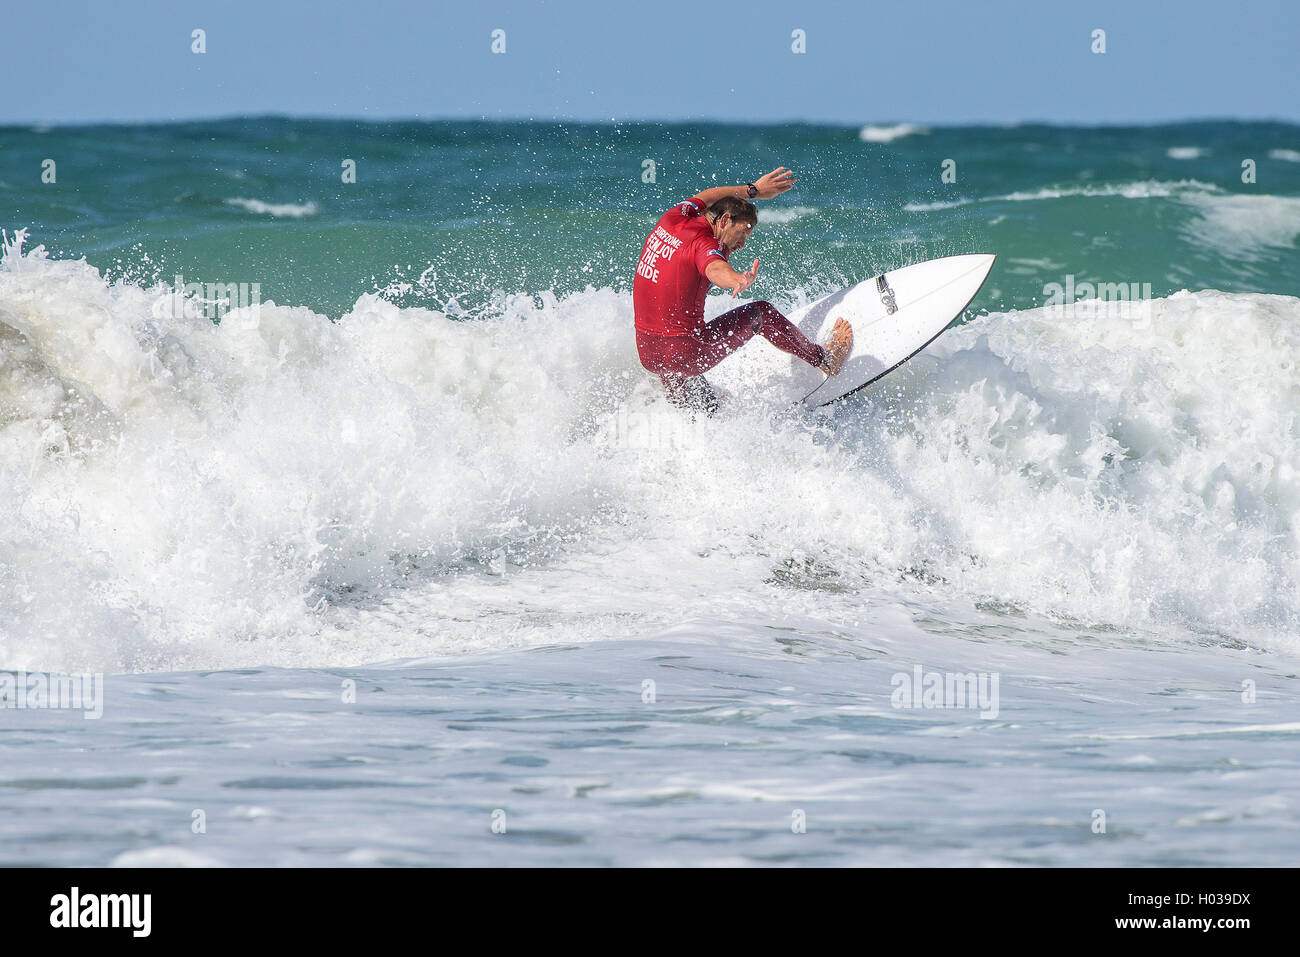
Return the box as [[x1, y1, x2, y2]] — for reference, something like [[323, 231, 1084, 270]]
[[746, 183, 758, 198]]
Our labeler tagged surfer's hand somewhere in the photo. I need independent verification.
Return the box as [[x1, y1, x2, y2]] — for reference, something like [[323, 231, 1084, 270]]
[[732, 258, 760, 298], [753, 167, 795, 199]]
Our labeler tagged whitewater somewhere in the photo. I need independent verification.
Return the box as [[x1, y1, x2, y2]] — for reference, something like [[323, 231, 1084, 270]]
[[3, 207, 1299, 864], [3, 226, 1297, 670]]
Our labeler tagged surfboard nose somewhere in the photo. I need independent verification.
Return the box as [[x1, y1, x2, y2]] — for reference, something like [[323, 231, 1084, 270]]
[[958, 253, 997, 283]]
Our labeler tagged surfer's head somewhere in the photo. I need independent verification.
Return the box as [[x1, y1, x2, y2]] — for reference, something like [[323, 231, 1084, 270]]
[[707, 197, 757, 252]]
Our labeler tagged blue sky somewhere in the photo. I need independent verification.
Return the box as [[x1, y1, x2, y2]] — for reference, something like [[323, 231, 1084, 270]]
[[6, 0, 1298, 125]]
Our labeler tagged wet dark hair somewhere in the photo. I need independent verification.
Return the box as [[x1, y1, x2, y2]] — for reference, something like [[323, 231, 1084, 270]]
[[707, 196, 758, 225]]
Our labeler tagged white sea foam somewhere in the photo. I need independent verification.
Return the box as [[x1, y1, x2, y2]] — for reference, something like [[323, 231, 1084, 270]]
[[1000, 180, 1213, 201], [1181, 193, 1300, 261], [2, 230, 1298, 674], [1268, 148, 1300, 163], [225, 197, 318, 218], [756, 205, 817, 224], [858, 123, 927, 144], [1167, 146, 1204, 160], [903, 198, 969, 212], [904, 179, 1217, 212], [109, 846, 225, 867]]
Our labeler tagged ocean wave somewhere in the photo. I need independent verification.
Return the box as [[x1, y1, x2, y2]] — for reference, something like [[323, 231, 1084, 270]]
[[904, 179, 1221, 212], [225, 197, 319, 218], [1181, 193, 1300, 261], [1269, 148, 1300, 163], [756, 205, 817, 224], [1166, 146, 1204, 160], [2, 230, 1298, 672], [858, 123, 927, 144], [903, 197, 971, 212]]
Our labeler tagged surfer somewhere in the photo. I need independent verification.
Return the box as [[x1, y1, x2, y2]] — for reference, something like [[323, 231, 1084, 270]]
[[633, 167, 852, 413]]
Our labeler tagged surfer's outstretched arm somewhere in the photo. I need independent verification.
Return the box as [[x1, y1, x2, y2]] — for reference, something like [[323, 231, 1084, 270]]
[[691, 167, 796, 207], [705, 257, 760, 298]]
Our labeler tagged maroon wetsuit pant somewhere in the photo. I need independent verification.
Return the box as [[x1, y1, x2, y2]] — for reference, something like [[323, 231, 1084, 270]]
[[636, 300, 825, 413]]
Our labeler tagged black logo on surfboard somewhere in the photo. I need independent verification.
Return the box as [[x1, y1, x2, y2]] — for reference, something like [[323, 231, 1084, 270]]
[[877, 275, 898, 315]]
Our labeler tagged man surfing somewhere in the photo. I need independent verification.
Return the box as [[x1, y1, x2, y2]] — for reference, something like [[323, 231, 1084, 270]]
[[633, 166, 852, 413]]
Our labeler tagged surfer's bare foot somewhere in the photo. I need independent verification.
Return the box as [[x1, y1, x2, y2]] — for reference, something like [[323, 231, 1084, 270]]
[[819, 317, 853, 375]]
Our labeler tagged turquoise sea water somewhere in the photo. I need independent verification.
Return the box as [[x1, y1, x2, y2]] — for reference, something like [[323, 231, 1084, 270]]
[[3, 118, 1300, 865], [6, 118, 1299, 315]]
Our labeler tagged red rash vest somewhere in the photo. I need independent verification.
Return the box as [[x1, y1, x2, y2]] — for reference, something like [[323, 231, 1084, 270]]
[[633, 196, 729, 336]]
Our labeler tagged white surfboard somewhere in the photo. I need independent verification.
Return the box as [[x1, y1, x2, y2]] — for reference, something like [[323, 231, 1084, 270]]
[[788, 253, 996, 408]]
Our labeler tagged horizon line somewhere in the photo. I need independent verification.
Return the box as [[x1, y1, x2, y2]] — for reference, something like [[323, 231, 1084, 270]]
[[4, 113, 1299, 131]]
